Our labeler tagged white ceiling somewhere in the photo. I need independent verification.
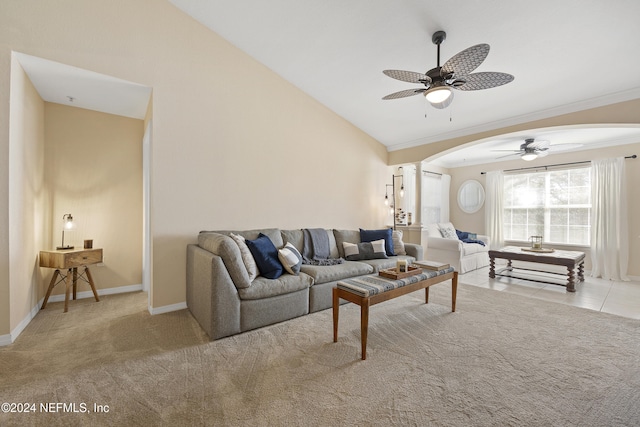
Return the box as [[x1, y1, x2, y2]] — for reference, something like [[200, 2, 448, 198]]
[[14, 1, 640, 166], [168, 0, 640, 163], [14, 52, 151, 120]]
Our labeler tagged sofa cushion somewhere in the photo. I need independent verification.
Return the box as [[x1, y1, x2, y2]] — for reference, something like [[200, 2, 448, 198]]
[[246, 234, 284, 279], [438, 222, 458, 240], [392, 230, 406, 255], [360, 228, 395, 256], [425, 223, 441, 238], [343, 239, 387, 261], [359, 255, 416, 273], [282, 229, 340, 259], [281, 229, 304, 252], [461, 242, 489, 256], [229, 233, 258, 282], [333, 229, 361, 258], [278, 242, 303, 275], [300, 261, 373, 285], [198, 232, 252, 289], [238, 272, 313, 300], [211, 228, 284, 248]]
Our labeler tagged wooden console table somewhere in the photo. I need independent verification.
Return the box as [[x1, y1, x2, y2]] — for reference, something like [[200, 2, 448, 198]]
[[489, 246, 585, 292], [39, 248, 102, 312]]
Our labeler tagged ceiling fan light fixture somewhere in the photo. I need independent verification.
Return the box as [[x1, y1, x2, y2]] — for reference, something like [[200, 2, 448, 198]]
[[521, 152, 538, 161], [424, 86, 452, 104]]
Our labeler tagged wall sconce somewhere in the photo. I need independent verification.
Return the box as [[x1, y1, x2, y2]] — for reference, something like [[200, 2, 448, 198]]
[[384, 170, 405, 230], [57, 213, 76, 250]]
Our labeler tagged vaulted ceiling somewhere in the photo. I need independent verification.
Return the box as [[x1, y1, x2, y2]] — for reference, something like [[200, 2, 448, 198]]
[[17, 1, 640, 167], [169, 0, 640, 165]]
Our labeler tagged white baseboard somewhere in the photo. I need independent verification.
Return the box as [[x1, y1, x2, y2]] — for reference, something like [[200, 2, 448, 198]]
[[149, 301, 187, 315], [1, 284, 144, 347], [0, 333, 12, 346], [43, 283, 143, 303]]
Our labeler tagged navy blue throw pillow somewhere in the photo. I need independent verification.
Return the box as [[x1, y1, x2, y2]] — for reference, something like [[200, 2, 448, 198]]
[[245, 233, 284, 279], [359, 228, 395, 256]]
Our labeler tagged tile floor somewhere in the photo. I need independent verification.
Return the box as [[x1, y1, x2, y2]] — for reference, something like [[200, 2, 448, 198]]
[[460, 265, 640, 319]]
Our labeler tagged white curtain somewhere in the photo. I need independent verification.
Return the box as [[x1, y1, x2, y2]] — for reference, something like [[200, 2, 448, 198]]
[[590, 157, 629, 281], [484, 170, 504, 250], [440, 174, 451, 222]]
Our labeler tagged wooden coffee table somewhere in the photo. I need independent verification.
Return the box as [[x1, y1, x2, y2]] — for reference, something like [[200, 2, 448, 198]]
[[334, 267, 457, 360], [489, 246, 585, 292]]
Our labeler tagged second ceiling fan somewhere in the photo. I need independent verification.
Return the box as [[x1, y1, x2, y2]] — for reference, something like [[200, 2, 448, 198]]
[[382, 31, 514, 109]]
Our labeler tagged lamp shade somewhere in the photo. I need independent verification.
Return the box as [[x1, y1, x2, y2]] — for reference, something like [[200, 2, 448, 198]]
[[521, 152, 538, 161], [425, 86, 454, 109]]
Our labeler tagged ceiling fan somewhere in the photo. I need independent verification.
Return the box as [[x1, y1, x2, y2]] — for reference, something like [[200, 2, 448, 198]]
[[493, 138, 584, 161], [382, 31, 514, 109]]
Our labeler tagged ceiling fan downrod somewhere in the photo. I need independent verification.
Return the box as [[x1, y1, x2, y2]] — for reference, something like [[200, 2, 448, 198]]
[[432, 31, 446, 67]]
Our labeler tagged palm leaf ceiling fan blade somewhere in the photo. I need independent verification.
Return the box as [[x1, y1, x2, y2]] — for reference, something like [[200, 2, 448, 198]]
[[382, 88, 427, 100], [548, 143, 584, 152], [441, 43, 490, 77], [382, 70, 431, 85], [526, 139, 550, 150], [496, 152, 521, 159], [454, 72, 515, 91]]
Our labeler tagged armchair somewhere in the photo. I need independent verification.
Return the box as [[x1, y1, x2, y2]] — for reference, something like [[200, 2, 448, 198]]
[[425, 222, 490, 274]]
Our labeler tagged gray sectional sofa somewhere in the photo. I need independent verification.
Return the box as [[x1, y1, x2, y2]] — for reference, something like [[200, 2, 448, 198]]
[[186, 228, 423, 340]]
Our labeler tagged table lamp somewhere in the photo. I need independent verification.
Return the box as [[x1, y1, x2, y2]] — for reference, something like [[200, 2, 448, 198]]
[[57, 213, 76, 250]]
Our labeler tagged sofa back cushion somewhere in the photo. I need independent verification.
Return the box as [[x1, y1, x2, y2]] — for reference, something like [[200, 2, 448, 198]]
[[425, 223, 441, 238], [333, 229, 360, 258], [281, 229, 340, 259], [198, 232, 252, 289], [360, 228, 395, 256], [203, 228, 284, 248]]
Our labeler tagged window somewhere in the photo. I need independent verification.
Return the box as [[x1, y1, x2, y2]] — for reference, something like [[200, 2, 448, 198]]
[[503, 167, 591, 245]]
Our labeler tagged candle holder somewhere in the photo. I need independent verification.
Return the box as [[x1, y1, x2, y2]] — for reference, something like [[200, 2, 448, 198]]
[[529, 235, 543, 250]]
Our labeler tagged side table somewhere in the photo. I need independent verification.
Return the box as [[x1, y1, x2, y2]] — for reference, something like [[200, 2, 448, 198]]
[[39, 248, 103, 312]]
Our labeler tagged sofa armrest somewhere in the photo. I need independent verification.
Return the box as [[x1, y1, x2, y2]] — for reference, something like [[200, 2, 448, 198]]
[[478, 235, 490, 246], [187, 244, 241, 340], [427, 236, 463, 251], [403, 243, 424, 261]]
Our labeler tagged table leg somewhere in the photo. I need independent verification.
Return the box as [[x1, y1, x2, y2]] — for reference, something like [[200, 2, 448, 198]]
[[64, 268, 73, 312], [578, 262, 585, 282], [452, 272, 458, 312], [425, 286, 430, 304], [85, 267, 100, 302], [567, 267, 576, 293], [332, 288, 339, 343], [361, 299, 370, 360], [72, 267, 78, 300], [41, 270, 61, 309], [489, 257, 496, 278]]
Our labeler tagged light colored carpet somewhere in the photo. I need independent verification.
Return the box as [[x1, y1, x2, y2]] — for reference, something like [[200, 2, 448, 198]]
[[1, 283, 639, 426]]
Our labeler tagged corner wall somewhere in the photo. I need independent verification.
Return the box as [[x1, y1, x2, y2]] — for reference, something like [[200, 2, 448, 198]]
[[8, 53, 46, 335]]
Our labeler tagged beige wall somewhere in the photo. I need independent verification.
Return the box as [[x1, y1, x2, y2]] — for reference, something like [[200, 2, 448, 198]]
[[7, 54, 47, 333], [43, 103, 144, 296], [441, 141, 640, 276], [0, 0, 391, 336]]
